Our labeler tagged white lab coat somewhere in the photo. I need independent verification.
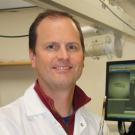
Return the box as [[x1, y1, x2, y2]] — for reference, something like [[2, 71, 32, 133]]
[[0, 84, 109, 135]]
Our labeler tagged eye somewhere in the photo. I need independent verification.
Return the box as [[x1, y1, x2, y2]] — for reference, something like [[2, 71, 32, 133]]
[[66, 42, 80, 52], [45, 42, 59, 51]]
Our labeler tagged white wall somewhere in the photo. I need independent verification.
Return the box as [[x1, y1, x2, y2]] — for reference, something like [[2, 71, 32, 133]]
[[0, 7, 43, 61]]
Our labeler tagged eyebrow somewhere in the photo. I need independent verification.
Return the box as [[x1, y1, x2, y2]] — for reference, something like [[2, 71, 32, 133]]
[[44, 41, 80, 45]]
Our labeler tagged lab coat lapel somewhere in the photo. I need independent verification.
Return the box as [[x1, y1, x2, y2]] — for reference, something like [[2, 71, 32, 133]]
[[74, 109, 87, 135]]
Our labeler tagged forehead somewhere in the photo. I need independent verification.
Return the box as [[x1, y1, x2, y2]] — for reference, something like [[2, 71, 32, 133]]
[[37, 16, 78, 32]]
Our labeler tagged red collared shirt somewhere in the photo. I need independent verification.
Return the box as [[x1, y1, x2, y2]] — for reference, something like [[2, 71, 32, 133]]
[[34, 81, 91, 135]]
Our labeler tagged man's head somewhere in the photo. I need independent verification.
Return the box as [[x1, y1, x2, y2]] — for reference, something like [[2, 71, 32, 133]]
[[29, 10, 85, 90], [29, 9, 85, 54]]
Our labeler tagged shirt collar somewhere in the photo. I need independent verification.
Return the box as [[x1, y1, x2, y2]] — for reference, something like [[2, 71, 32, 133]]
[[34, 80, 91, 113], [73, 85, 91, 111]]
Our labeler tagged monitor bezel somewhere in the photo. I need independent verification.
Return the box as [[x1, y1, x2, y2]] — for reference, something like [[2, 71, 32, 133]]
[[105, 60, 135, 121]]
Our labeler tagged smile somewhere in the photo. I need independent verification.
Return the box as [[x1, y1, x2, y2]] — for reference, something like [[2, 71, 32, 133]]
[[53, 66, 72, 70]]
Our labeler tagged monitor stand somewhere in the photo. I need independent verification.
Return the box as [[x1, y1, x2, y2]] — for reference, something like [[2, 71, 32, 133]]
[[118, 121, 135, 135], [127, 121, 135, 135]]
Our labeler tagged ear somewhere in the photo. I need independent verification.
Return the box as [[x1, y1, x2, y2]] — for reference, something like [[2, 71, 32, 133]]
[[29, 49, 36, 68]]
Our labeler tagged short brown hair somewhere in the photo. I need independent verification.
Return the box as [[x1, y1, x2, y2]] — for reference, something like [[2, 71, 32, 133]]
[[29, 9, 85, 53]]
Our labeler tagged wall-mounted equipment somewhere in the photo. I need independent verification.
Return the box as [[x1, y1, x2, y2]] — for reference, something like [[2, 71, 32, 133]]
[[85, 32, 123, 59]]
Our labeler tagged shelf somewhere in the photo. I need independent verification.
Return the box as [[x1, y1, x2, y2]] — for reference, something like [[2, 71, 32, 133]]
[[0, 60, 31, 66]]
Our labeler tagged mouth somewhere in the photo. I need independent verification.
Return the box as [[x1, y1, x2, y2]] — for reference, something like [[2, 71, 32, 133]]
[[52, 66, 72, 72]]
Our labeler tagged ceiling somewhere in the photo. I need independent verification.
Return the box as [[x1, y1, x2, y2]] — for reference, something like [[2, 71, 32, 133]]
[[1, 0, 135, 17], [109, 0, 135, 19], [0, 0, 135, 38], [0, 0, 34, 9], [1, 0, 135, 19]]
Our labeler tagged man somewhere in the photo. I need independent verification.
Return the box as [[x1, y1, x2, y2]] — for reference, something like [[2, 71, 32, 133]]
[[0, 10, 108, 135]]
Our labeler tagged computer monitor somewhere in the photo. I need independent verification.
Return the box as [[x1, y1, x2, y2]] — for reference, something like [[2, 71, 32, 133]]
[[105, 60, 135, 121]]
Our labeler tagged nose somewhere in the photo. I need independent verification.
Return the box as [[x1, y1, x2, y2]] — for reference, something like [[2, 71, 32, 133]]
[[57, 46, 69, 60]]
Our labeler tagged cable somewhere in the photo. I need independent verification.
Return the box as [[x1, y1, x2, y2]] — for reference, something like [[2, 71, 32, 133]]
[[99, 0, 135, 31], [118, 121, 127, 135], [0, 6, 38, 38], [0, 34, 28, 38]]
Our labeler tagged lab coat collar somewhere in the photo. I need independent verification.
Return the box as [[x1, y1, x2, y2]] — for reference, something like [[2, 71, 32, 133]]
[[23, 84, 88, 134], [23, 84, 50, 116]]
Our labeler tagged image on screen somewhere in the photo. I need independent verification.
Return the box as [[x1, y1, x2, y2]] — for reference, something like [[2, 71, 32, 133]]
[[105, 60, 135, 121]]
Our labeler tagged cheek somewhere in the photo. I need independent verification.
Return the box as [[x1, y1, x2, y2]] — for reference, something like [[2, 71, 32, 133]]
[[35, 55, 52, 71], [72, 56, 84, 71], [74, 54, 84, 65]]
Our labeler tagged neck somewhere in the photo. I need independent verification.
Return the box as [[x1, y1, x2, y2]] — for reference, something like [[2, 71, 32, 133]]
[[53, 90, 74, 117], [38, 80, 75, 117]]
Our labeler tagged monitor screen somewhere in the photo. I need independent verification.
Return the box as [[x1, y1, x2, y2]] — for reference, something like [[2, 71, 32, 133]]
[[105, 60, 135, 121]]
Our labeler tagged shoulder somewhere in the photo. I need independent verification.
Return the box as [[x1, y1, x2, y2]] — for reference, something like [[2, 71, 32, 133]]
[[0, 98, 24, 134], [0, 83, 35, 116], [0, 84, 34, 121], [0, 97, 23, 122]]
